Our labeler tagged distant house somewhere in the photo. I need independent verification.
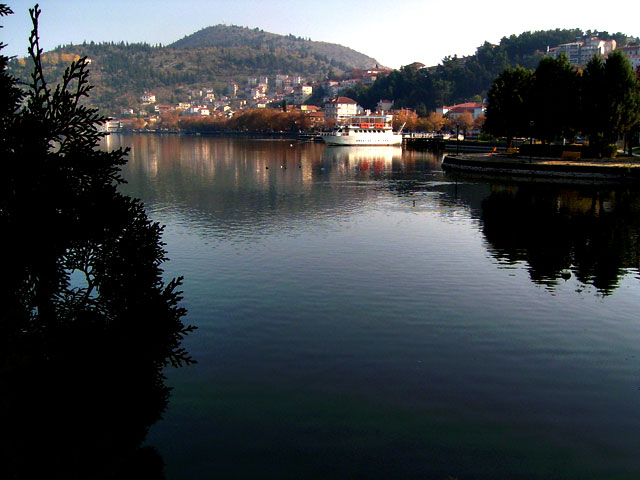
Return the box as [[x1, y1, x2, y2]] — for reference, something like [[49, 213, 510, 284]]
[[155, 104, 176, 115], [250, 87, 265, 99], [293, 85, 313, 105], [120, 108, 134, 116], [307, 111, 325, 127], [186, 106, 210, 116], [620, 45, 640, 70], [300, 105, 321, 112], [141, 92, 156, 104], [345, 67, 392, 79], [376, 99, 394, 112], [437, 102, 485, 120], [226, 83, 238, 97], [275, 74, 289, 88], [362, 73, 379, 85], [323, 96, 361, 123], [339, 79, 361, 90]]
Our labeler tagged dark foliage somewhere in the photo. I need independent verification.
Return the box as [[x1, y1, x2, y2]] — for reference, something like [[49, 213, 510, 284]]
[[484, 52, 640, 156], [0, 5, 195, 478], [483, 66, 534, 147]]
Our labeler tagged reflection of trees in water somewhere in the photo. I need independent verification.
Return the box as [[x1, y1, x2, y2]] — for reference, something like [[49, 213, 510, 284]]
[[480, 184, 640, 294]]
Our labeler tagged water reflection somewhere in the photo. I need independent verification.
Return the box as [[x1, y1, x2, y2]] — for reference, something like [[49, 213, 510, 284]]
[[110, 134, 640, 295], [478, 183, 640, 294], [104, 135, 640, 479]]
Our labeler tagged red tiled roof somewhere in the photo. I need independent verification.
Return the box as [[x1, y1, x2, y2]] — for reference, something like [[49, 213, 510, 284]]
[[445, 102, 484, 109], [329, 96, 357, 104]]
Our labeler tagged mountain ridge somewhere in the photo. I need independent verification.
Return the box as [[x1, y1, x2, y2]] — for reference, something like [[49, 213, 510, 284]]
[[169, 24, 381, 69]]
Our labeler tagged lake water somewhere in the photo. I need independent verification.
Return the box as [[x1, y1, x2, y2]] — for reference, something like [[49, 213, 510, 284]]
[[108, 134, 640, 479]]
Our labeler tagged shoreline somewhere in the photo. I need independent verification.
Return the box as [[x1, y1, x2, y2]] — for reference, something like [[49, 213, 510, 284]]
[[441, 153, 640, 182]]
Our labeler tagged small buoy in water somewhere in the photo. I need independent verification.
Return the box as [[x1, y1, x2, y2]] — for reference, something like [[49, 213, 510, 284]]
[[560, 269, 571, 280], [412, 200, 416, 207]]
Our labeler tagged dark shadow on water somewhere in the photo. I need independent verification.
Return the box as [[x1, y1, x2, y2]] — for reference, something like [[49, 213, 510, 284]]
[[479, 183, 640, 294]]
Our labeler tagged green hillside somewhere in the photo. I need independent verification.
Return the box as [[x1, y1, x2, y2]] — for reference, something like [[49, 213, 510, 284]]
[[171, 24, 380, 69], [6, 25, 380, 115]]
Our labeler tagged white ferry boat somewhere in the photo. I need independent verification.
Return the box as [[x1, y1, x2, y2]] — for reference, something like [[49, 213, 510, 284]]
[[322, 115, 403, 146]]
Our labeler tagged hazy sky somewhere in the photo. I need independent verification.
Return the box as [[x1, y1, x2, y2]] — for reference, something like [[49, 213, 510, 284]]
[[2, 0, 639, 69]]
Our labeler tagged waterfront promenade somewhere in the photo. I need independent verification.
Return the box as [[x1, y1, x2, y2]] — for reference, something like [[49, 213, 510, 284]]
[[441, 153, 640, 181]]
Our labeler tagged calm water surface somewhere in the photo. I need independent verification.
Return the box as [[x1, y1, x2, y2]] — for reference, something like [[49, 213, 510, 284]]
[[109, 134, 640, 479]]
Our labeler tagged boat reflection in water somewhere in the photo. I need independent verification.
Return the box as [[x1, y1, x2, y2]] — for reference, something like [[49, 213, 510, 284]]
[[322, 145, 404, 174]]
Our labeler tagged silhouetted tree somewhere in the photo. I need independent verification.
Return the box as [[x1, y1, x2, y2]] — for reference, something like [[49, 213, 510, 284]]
[[581, 51, 640, 157], [530, 55, 579, 143], [0, 5, 194, 478], [484, 66, 534, 147]]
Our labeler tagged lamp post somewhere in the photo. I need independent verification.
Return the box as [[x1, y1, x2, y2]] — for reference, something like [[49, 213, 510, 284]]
[[529, 120, 534, 163]]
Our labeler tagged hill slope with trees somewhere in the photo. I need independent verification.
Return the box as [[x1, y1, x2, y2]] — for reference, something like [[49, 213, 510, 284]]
[[6, 25, 381, 114], [344, 28, 640, 115], [171, 24, 380, 69]]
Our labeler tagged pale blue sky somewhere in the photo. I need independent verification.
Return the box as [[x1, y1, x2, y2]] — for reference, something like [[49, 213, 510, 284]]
[[2, 0, 639, 68]]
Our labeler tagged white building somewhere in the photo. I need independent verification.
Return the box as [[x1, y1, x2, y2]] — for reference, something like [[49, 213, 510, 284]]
[[250, 87, 265, 99], [293, 85, 313, 105], [376, 99, 394, 112], [323, 96, 361, 123], [437, 102, 486, 120], [620, 45, 640, 70], [141, 92, 156, 104], [547, 37, 617, 66], [275, 74, 289, 88], [226, 83, 238, 97]]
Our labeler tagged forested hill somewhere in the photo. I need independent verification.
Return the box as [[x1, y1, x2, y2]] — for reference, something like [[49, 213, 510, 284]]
[[171, 24, 380, 69], [7, 26, 380, 114], [345, 28, 640, 115]]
